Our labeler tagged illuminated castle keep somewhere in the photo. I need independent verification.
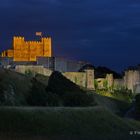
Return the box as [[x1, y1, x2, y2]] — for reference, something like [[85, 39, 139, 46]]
[[1, 36, 52, 61]]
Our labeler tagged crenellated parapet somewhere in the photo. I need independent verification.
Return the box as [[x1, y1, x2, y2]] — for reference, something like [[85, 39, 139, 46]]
[[1, 36, 52, 61]]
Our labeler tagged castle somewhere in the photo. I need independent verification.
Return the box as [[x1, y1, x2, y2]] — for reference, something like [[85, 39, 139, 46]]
[[0, 36, 95, 90], [1, 36, 52, 61], [0, 36, 140, 93]]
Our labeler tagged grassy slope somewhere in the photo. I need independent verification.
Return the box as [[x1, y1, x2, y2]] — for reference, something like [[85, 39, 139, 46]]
[[0, 68, 139, 139], [0, 68, 32, 104], [0, 69, 31, 95], [0, 69, 50, 105], [0, 107, 140, 140], [93, 93, 131, 116]]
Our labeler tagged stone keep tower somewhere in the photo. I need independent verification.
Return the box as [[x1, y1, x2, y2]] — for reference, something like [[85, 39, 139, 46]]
[[124, 70, 140, 93], [85, 69, 95, 90], [1, 36, 52, 61]]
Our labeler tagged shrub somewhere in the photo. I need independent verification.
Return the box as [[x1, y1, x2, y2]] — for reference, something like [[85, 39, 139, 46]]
[[26, 78, 47, 106], [46, 71, 94, 107], [25, 70, 34, 77], [46, 71, 85, 96]]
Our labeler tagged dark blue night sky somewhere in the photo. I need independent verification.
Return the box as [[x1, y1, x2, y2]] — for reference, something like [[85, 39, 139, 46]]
[[0, 0, 140, 72]]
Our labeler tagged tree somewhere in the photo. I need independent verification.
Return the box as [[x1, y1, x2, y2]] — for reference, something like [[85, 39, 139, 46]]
[[26, 78, 47, 106], [46, 71, 94, 107]]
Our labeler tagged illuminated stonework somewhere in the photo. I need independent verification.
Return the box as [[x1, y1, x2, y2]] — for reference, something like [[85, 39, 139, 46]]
[[1, 36, 52, 61]]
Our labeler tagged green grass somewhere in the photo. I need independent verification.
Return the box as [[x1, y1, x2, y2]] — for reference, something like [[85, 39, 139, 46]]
[[0, 68, 50, 106], [0, 68, 139, 139], [92, 92, 131, 116], [0, 107, 140, 140], [95, 89, 132, 103]]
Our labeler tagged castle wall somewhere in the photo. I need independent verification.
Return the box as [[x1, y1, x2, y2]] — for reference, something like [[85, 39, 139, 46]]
[[114, 79, 124, 89], [63, 72, 86, 88], [63, 69, 95, 90], [15, 65, 52, 77], [96, 78, 105, 89], [54, 57, 67, 72], [85, 69, 95, 90], [15, 64, 95, 90], [124, 70, 140, 93], [95, 74, 114, 89], [37, 57, 54, 70], [67, 60, 86, 72], [54, 57, 87, 72]]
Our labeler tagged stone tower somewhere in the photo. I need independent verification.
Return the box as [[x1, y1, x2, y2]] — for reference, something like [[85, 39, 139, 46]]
[[85, 69, 95, 90], [124, 70, 140, 93], [1, 36, 52, 61]]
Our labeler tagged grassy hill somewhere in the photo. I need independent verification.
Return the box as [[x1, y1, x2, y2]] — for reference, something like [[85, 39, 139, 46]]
[[92, 93, 131, 116], [0, 68, 32, 105], [0, 68, 140, 139], [0, 69, 93, 106], [0, 106, 140, 140]]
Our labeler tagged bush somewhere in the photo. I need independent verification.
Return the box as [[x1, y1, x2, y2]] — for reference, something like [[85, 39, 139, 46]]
[[46, 71, 85, 96], [26, 78, 47, 106], [25, 70, 34, 77], [46, 71, 94, 107]]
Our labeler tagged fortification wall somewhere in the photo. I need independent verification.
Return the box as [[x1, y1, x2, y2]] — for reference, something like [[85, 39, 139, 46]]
[[114, 79, 124, 89], [124, 70, 140, 93], [95, 74, 114, 89], [63, 72, 86, 88], [15, 65, 52, 77], [85, 69, 95, 90], [54, 57, 86, 72], [54, 57, 67, 72], [63, 69, 95, 90], [66, 60, 86, 72], [37, 57, 54, 70], [95, 78, 105, 89]]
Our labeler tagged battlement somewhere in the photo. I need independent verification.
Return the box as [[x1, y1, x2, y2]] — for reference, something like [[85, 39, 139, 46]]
[[1, 36, 52, 61], [13, 36, 25, 40], [27, 41, 41, 44]]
